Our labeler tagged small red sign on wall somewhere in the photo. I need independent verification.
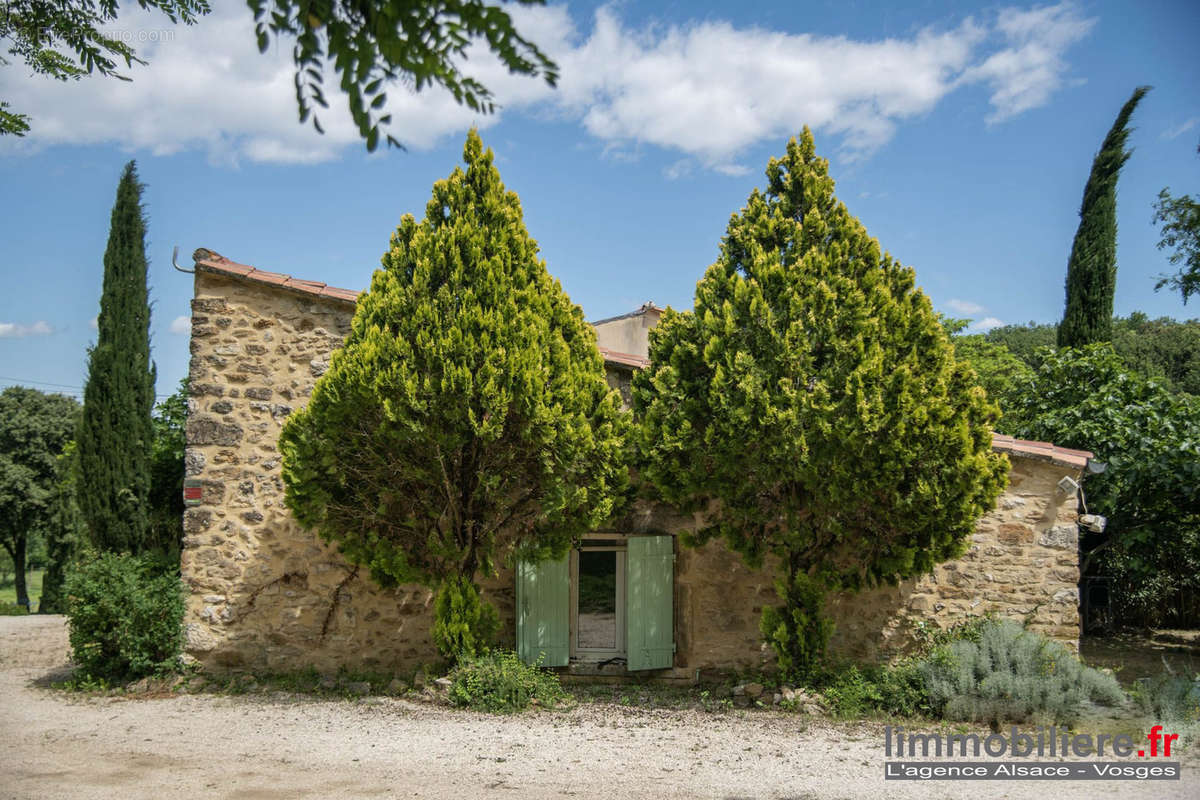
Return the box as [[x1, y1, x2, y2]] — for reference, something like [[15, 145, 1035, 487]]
[[183, 479, 203, 506]]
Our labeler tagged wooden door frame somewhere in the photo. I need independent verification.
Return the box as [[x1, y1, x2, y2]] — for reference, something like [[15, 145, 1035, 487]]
[[569, 533, 627, 661]]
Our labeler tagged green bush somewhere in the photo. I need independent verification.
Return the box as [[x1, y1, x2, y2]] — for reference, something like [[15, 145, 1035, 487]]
[[431, 576, 499, 663], [818, 661, 930, 718], [447, 649, 568, 713], [813, 616, 1001, 719], [910, 614, 993, 652], [0, 602, 30, 616], [761, 571, 834, 681], [65, 551, 185, 681], [919, 619, 1124, 725]]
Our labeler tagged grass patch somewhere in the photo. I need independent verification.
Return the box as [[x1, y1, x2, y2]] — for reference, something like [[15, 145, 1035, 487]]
[[193, 665, 422, 698], [1133, 672, 1200, 718], [0, 569, 44, 609], [52, 673, 116, 692]]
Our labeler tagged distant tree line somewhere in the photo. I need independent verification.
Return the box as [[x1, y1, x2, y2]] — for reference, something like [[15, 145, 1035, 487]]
[[0, 381, 186, 612]]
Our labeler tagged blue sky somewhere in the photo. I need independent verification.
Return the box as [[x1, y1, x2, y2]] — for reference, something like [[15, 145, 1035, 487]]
[[1, 0, 1197, 401]]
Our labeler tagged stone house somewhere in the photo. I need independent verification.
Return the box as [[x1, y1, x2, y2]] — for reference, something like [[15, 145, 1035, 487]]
[[182, 248, 1092, 679]]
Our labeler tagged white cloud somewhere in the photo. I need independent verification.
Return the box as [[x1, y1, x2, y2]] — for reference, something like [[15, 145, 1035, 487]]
[[944, 300, 1001, 331], [89, 316, 98, 330], [970, 316, 1005, 331], [0, 1, 1096, 169], [0, 0, 553, 164], [169, 315, 192, 335], [663, 159, 694, 180], [961, 2, 1096, 122], [1162, 118, 1198, 141], [946, 298, 985, 315], [0, 321, 53, 338], [554, 8, 985, 168]]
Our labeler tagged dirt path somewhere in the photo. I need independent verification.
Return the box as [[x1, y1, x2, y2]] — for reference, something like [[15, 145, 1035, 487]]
[[1, 615, 1196, 800]]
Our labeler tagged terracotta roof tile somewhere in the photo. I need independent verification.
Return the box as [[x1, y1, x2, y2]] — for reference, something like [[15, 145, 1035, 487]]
[[191, 248, 1093, 470], [321, 287, 361, 303], [990, 433, 1092, 470], [597, 347, 651, 369], [192, 248, 361, 307]]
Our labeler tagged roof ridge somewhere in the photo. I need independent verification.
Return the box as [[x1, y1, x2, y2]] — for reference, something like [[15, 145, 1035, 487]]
[[589, 302, 665, 327]]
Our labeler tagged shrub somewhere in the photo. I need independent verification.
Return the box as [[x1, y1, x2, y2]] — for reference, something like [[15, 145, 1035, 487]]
[[919, 619, 1124, 725], [815, 616, 999, 719], [65, 551, 185, 681], [0, 603, 30, 616], [280, 131, 629, 665], [819, 661, 930, 718], [760, 571, 834, 681], [911, 614, 992, 653], [431, 576, 499, 662], [447, 649, 568, 713]]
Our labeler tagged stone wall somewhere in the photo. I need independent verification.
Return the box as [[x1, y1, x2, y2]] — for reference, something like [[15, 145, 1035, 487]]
[[826, 455, 1083, 660], [184, 271, 438, 671], [182, 267, 1082, 676], [634, 450, 1084, 675]]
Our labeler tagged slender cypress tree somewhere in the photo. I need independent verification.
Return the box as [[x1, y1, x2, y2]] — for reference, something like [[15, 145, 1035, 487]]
[[76, 161, 156, 554], [1058, 86, 1150, 348]]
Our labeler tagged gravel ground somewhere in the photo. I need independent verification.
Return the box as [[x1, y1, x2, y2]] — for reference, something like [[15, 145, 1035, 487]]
[[1, 615, 1196, 800]]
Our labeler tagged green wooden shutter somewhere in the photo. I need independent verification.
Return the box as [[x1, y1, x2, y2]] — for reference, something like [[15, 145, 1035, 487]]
[[516, 555, 569, 667], [626, 535, 674, 671]]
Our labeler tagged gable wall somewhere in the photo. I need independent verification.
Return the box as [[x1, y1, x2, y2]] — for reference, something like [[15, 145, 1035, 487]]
[[592, 309, 661, 357], [182, 270, 1081, 676]]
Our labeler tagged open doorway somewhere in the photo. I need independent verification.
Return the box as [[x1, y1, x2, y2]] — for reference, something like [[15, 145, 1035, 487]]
[[570, 535, 626, 662]]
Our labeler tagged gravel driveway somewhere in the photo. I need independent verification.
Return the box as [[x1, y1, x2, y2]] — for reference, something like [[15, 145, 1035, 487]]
[[1, 615, 1195, 799]]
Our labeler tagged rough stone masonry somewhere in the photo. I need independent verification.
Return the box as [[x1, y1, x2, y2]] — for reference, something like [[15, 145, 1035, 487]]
[[182, 250, 1090, 678]]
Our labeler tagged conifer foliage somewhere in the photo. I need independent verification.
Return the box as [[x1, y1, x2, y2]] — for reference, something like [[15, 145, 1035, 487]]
[[1058, 86, 1151, 348], [280, 131, 630, 660], [633, 128, 1007, 677], [76, 161, 157, 554]]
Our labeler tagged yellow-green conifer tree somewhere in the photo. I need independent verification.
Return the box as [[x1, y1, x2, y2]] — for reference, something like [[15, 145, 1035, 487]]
[[633, 128, 1007, 677], [280, 131, 629, 660]]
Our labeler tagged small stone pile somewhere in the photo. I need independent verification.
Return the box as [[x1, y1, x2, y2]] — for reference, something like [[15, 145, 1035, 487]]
[[728, 682, 827, 714]]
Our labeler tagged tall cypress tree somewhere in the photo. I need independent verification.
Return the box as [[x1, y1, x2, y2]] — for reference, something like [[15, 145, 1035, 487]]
[[76, 161, 156, 554], [1058, 86, 1150, 348]]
